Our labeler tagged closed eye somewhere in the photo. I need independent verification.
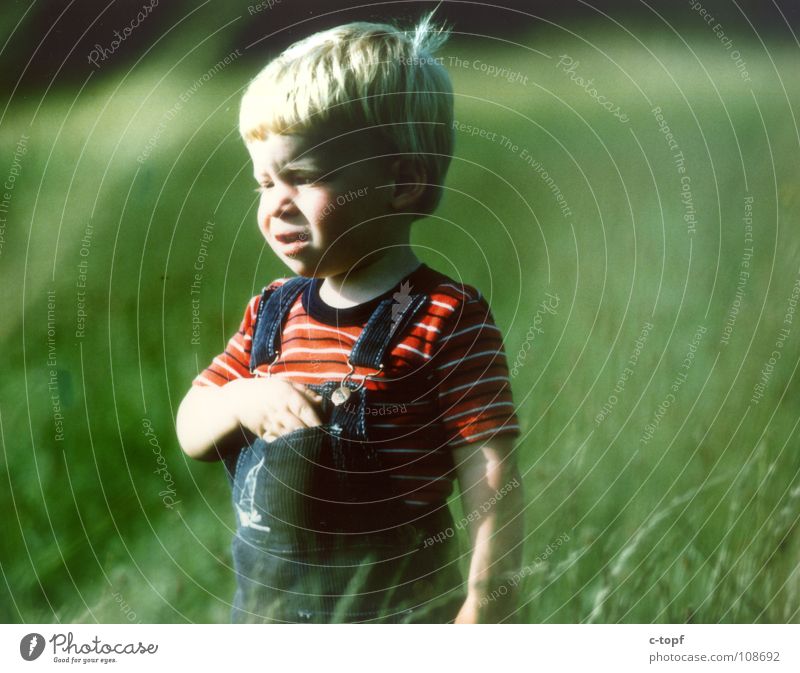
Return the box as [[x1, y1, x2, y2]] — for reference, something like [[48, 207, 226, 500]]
[[280, 169, 322, 186]]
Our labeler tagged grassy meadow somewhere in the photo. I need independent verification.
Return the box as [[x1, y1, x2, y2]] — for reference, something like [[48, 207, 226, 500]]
[[1, 16, 799, 623]]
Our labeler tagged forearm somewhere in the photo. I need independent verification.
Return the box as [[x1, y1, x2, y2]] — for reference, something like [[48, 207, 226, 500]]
[[467, 474, 524, 622], [176, 383, 253, 461], [459, 459, 524, 623]]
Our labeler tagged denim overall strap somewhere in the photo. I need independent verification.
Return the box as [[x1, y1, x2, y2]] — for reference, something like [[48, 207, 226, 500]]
[[249, 277, 312, 372], [348, 291, 431, 369], [328, 290, 431, 447]]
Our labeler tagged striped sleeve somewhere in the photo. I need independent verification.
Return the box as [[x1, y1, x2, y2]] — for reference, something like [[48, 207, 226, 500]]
[[192, 293, 263, 387], [433, 291, 521, 448]]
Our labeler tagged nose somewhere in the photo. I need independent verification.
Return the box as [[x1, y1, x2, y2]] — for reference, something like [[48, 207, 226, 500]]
[[266, 182, 298, 218]]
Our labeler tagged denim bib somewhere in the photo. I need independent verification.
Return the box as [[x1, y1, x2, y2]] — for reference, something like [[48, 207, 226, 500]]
[[227, 277, 464, 623]]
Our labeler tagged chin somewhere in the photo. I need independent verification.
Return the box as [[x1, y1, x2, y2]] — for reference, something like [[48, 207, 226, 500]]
[[280, 257, 324, 278]]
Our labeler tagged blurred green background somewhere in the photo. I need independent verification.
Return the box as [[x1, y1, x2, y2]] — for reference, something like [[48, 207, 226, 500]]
[[1, 0, 799, 623]]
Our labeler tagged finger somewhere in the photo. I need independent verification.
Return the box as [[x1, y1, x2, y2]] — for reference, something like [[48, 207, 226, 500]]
[[259, 421, 274, 441], [287, 392, 322, 427], [270, 418, 290, 437], [276, 410, 304, 433], [295, 384, 324, 406], [298, 404, 322, 428]]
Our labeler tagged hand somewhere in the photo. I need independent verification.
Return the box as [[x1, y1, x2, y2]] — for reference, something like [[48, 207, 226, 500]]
[[224, 377, 325, 441], [455, 590, 518, 624]]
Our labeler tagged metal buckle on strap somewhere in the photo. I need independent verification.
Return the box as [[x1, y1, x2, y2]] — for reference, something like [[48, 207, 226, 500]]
[[251, 350, 280, 379], [331, 359, 384, 406]]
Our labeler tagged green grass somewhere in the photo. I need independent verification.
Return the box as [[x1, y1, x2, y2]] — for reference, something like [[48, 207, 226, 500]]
[[1, 24, 799, 623]]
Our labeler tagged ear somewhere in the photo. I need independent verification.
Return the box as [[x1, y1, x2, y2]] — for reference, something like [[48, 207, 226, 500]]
[[388, 157, 427, 212]]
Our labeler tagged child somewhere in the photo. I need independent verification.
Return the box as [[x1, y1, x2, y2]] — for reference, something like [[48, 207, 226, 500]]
[[176, 13, 524, 624]]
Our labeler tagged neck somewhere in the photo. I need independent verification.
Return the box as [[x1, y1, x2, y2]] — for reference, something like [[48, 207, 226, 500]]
[[319, 248, 422, 308]]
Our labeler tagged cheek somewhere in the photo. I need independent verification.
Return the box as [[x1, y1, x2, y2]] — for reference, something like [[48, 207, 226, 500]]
[[256, 201, 270, 237], [322, 189, 372, 224], [306, 190, 335, 219]]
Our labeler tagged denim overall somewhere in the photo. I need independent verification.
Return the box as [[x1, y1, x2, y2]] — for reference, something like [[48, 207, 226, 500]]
[[226, 276, 465, 623]]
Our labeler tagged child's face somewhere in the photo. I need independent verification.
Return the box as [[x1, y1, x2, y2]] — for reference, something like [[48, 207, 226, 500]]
[[247, 131, 399, 278]]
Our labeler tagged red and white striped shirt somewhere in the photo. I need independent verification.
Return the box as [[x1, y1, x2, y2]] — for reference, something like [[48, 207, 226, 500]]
[[194, 263, 520, 506]]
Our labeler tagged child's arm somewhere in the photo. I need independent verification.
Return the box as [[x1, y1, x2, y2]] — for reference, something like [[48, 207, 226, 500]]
[[452, 435, 525, 623], [176, 378, 324, 461]]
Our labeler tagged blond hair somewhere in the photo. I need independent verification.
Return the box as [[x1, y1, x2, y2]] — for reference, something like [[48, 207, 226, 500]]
[[239, 13, 454, 215]]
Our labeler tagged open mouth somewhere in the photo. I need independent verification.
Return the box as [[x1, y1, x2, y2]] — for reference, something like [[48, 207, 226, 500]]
[[273, 231, 310, 257], [274, 230, 310, 245]]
